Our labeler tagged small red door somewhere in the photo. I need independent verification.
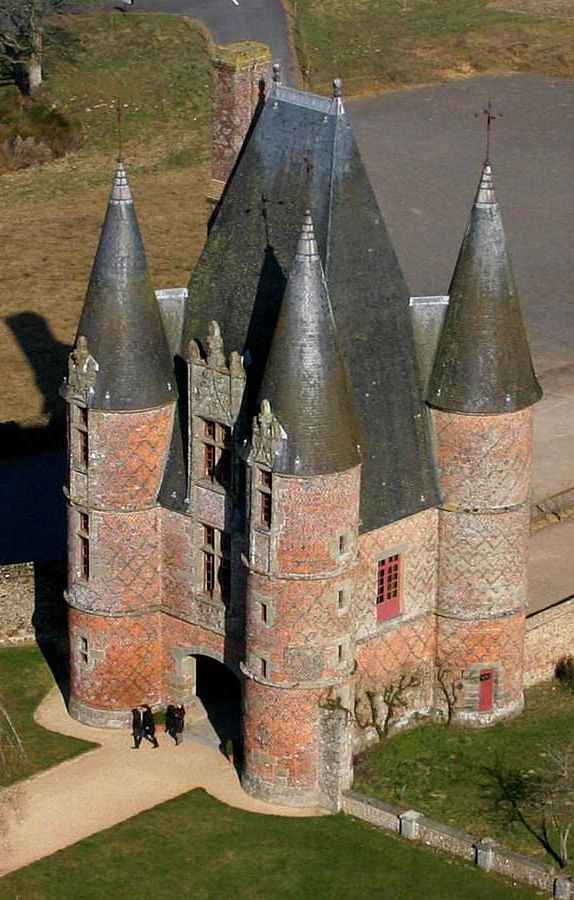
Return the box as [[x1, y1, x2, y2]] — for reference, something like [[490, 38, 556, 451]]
[[478, 669, 495, 711]]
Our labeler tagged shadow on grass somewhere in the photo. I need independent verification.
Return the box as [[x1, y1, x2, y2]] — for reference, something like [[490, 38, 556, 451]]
[[482, 758, 562, 867], [33, 561, 71, 707]]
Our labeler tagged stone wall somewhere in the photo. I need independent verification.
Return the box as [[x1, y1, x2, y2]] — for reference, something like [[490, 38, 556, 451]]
[[343, 791, 573, 898], [525, 597, 574, 686], [0, 563, 35, 644]]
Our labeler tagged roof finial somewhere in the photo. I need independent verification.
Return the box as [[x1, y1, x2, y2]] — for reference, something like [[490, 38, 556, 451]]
[[115, 97, 124, 163], [272, 62, 282, 84], [476, 99, 501, 164], [332, 78, 343, 98]]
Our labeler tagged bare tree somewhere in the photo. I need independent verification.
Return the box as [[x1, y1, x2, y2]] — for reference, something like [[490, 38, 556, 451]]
[[354, 669, 421, 739], [0, 0, 72, 94], [436, 660, 463, 726]]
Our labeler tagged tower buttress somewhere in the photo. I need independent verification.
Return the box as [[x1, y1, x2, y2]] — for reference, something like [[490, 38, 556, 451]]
[[428, 162, 542, 724], [62, 161, 176, 727], [241, 214, 361, 808]]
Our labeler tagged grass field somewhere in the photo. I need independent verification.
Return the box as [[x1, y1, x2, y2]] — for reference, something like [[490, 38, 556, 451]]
[[354, 681, 574, 870], [0, 644, 95, 788], [0, 11, 212, 433], [0, 788, 541, 899], [290, 0, 574, 94]]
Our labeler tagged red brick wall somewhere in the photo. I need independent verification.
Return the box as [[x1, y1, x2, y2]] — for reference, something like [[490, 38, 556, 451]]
[[88, 405, 174, 510], [432, 408, 532, 509], [242, 677, 323, 805], [68, 507, 161, 615], [272, 469, 361, 577], [69, 608, 162, 711], [212, 44, 272, 187], [355, 509, 438, 641], [161, 508, 193, 618], [525, 599, 574, 685]]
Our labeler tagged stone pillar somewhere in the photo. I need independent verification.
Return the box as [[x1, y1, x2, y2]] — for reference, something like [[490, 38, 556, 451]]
[[209, 42, 272, 203], [433, 407, 533, 725]]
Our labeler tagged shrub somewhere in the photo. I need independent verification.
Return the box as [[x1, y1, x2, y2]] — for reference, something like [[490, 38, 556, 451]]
[[555, 655, 574, 690]]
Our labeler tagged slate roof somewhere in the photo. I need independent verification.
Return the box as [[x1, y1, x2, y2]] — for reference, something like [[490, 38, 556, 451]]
[[77, 161, 175, 410], [427, 162, 542, 414], [258, 211, 360, 475], [160, 82, 441, 530]]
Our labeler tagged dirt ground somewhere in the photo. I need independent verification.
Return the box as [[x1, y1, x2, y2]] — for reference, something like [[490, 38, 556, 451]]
[[0, 159, 209, 429], [489, 0, 574, 16]]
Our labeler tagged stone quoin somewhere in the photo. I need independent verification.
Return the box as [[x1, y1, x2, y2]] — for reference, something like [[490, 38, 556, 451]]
[[61, 49, 557, 811]]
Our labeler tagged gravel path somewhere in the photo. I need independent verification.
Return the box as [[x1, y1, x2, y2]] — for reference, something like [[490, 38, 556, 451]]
[[0, 689, 320, 878]]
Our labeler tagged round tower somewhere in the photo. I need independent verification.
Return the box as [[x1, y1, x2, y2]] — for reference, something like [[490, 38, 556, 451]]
[[241, 214, 361, 807], [428, 162, 542, 724], [62, 161, 176, 727]]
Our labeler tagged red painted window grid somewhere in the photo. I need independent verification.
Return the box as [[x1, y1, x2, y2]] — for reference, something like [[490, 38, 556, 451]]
[[376, 554, 401, 621]]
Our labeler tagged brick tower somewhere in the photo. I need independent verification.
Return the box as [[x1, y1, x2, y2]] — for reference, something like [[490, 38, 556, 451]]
[[62, 161, 176, 727], [241, 213, 361, 807], [428, 161, 542, 724]]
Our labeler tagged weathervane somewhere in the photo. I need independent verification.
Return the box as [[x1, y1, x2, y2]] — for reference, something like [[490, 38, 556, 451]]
[[476, 99, 501, 163], [115, 98, 124, 162]]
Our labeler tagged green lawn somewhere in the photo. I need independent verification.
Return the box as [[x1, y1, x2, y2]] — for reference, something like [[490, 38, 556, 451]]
[[0, 645, 95, 788], [354, 682, 574, 869], [0, 788, 540, 898], [290, 0, 574, 94]]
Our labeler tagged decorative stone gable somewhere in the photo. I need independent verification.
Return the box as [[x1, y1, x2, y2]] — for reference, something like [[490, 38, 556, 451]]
[[62, 335, 99, 405], [248, 399, 285, 469], [187, 321, 245, 435]]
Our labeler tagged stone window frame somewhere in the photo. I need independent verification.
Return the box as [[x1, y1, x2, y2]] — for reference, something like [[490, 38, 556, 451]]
[[70, 403, 89, 473], [199, 522, 230, 601], [199, 418, 231, 487], [375, 543, 407, 624], [334, 529, 355, 563], [76, 508, 90, 582], [336, 583, 352, 616]]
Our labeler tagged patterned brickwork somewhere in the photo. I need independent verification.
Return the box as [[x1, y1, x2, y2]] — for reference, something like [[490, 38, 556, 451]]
[[212, 45, 271, 186], [355, 509, 438, 640], [88, 405, 174, 510], [355, 614, 436, 713], [161, 508, 193, 617], [436, 612, 525, 712], [438, 507, 529, 617], [271, 468, 361, 577], [247, 570, 355, 685], [68, 508, 161, 614], [432, 408, 533, 510], [525, 600, 574, 686], [242, 677, 324, 805], [69, 608, 162, 711]]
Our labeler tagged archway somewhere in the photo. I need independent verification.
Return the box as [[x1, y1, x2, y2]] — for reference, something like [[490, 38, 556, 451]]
[[186, 654, 241, 751]]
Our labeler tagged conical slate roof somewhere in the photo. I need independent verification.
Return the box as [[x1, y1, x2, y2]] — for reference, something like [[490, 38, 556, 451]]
[[258, 212, 360, 475], [427, 162, 542, 414], [160, 82, 440, 530], [76, 160, 174, 410]]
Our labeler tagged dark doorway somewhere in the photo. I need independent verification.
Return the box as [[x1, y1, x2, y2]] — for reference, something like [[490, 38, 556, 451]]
[[193, 656, 241, 750]]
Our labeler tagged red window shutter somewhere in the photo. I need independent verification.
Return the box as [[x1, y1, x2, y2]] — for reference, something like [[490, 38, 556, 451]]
[[376, 554, 401, 621], [478, 669, 495, 711]]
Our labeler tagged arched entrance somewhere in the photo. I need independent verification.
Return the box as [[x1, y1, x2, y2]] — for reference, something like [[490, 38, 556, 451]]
[[182, 654, 241, 752]]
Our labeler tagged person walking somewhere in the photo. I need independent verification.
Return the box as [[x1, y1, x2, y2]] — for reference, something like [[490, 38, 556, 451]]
[[131, 706, 144, 749], [175, 704, 185, 746], [165, 704, 178, 746], [142, 704, 159, 748]]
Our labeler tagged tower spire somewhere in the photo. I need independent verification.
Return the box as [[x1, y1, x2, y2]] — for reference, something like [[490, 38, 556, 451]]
[[256, 211, 360, 474], [75, 159, 174, 410], [427, 162, 541, 414]]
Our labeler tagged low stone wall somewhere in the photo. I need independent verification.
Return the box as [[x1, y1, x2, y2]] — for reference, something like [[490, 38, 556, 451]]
[[0, 561, 67, 646], [0, 562, 35, 643], [525, 597, 574, 686], [342, 791, 573, 898]]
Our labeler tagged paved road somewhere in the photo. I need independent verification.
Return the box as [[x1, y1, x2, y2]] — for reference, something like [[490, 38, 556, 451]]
[[348, 74, 574, 508], [106, 0, 297, 83]]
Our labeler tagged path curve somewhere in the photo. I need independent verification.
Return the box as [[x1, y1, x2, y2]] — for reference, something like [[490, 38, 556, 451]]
[[0, 688, 321, 878]]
